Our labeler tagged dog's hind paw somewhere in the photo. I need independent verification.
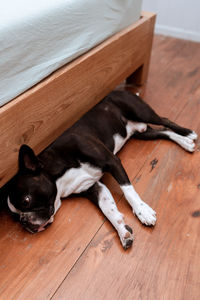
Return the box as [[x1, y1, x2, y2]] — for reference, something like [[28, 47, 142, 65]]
[[187, 131, 198, 141], [179, 136, 196, 152]]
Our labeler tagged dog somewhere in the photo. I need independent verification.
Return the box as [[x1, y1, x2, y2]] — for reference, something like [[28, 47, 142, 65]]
[[7, 90, 197, 249]]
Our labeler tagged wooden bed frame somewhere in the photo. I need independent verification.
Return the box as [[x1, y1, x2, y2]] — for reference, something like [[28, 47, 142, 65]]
[[0, 11, 156, 187]]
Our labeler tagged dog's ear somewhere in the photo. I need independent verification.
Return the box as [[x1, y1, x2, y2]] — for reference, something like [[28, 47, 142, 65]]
[[19, 145, 40, 172]]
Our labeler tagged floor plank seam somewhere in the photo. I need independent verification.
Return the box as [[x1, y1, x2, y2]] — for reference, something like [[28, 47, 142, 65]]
[[50, 221, 106, 299], [50, 142, 163, 298]]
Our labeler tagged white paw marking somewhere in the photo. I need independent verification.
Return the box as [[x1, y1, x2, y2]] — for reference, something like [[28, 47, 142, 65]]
[[134, 201, 157, 226], [121, 185, 156, 226], [178, 136, 195, 152], [187, 131, 198, 141], [98, 182, 134, 249], [163, 131, 196, 152]]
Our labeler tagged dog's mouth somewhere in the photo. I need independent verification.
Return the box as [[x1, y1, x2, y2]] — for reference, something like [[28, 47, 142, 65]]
[[22, 216, 54, 234]]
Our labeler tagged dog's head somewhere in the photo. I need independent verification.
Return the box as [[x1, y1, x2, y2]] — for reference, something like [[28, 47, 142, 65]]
[[8, 145, 57, 233]]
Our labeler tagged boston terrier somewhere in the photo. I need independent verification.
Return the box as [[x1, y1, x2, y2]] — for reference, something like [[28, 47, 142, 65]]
[[7, 90, 197, 249]]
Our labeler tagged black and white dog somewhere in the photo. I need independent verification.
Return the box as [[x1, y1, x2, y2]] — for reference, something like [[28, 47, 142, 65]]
[[7, 91, 197, 249]]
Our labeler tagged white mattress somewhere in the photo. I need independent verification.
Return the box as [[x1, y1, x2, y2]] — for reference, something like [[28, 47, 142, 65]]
[[0, 0, 142, 107]]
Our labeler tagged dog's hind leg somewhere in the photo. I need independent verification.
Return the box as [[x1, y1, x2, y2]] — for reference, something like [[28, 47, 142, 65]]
[[133, 126, 196, 152], [110, 91, 197, 139], [84, 182, 134, 250], [154, 117, 198, 140]]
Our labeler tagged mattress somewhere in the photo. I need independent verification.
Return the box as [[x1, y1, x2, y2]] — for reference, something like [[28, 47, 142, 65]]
[[0, 0, 142, 107]]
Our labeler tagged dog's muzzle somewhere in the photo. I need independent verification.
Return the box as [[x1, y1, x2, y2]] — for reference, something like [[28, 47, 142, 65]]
[[20, 213, 54, 233]]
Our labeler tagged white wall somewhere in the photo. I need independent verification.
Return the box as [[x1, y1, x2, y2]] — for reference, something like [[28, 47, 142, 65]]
[[142, 0, 200, 42]]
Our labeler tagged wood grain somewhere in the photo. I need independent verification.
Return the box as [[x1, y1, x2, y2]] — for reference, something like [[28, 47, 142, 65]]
[[52, 74, 200, 300], [1, 36, 200, 300], [0, 12, 156, 187], [127, 12, 156, 86], [53, 147, 200, 300], [0, 131, 159, 300], [52, 38, 200, 300]]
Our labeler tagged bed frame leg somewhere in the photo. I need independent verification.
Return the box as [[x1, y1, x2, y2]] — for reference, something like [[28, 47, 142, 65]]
[[126, 12, 156, 86], [126, 62, 149, 86]]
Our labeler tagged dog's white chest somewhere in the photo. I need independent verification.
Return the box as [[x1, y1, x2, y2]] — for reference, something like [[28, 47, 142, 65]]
[[56, 163, 102, 198]]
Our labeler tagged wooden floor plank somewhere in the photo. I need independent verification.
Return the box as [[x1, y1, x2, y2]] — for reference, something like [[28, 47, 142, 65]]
[[1, 35, 200, 300], [0, 134, 161, 300], [52, 37, 200, 299], [52, 78, 200, 300]]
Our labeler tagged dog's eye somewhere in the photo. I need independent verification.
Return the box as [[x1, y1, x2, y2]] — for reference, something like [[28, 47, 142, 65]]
[[22, 195, 31, 208]]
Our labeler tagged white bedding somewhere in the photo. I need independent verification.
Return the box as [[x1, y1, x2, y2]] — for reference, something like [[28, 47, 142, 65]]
[[0, 0, 142, 107]]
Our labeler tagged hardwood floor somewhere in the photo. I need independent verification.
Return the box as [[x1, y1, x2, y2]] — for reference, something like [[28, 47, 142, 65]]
[[1, 35, 200, 300]]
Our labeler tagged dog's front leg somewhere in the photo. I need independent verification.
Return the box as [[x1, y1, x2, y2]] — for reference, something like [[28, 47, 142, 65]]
[[85, 182, 134, 250], [75, 135, 156, 228], [120, 185, 157, 226], [107, 156, 156, 226]]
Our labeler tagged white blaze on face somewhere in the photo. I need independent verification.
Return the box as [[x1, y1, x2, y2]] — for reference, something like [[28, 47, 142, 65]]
[[7, 196, 55, 231], [7, 196, 21, 214]]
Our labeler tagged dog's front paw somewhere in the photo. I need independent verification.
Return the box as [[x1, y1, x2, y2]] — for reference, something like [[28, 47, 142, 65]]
[[120, 225, 134, 250], [187, 131, 198, 141], [134, 201, 156, 226]]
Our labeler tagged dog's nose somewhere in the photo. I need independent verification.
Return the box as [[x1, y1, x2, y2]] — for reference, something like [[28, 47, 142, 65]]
[[20, 215, 39, 233], [20, 216, 28, 226]]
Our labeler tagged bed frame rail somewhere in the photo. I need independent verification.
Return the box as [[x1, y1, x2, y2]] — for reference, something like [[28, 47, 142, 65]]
[[0, 11, 156, 187]]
